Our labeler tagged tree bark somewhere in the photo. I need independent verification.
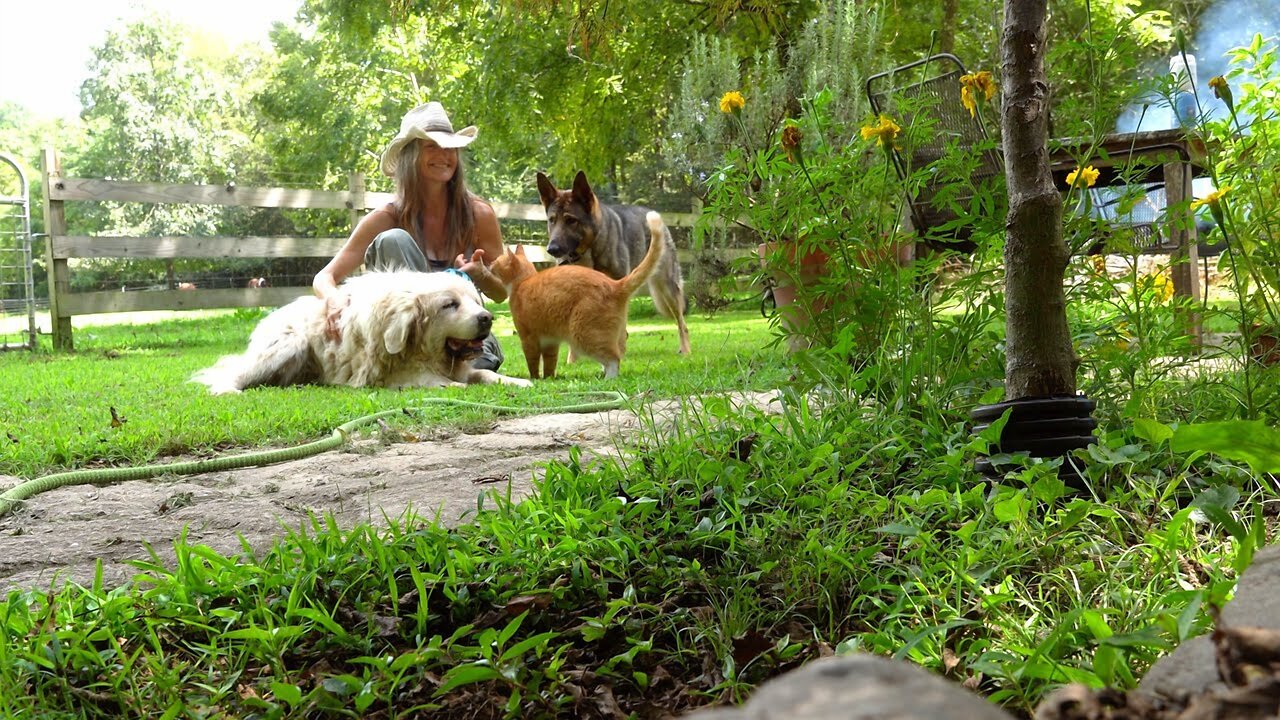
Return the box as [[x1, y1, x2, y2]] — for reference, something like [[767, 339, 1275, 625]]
[[1001, 0, 1077, 399], [939, 0, 958, 54]]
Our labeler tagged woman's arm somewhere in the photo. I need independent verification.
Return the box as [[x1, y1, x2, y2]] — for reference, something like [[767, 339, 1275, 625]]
[[314, 207, 396, 338], [314, 207, 397, 297], [458, 199, 509, 302]]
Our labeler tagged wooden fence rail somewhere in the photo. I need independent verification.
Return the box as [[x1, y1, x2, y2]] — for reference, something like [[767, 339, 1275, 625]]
[[41, 148, 717, 350]]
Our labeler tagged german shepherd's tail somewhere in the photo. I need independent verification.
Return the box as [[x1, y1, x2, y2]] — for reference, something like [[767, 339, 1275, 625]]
[[619, 211, 666, 297]]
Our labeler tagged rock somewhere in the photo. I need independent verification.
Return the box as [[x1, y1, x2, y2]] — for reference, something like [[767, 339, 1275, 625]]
[[683, 653, 1015, 720], [1135, 636, 1221, 703], [1138, 543, 1280, 702], [1220, 544, 1280, 629]]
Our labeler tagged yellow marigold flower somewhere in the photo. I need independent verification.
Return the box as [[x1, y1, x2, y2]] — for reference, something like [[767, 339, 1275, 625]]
[[1191, 185, 1232, 210], [1067, 165, 1100, 188], [1141, 272, 1174, 302], [961, 71, 997, 99], [959, 71, 997, 118], [859, 114, 901, 146], [1208, 75, 1235, 114], [780, 123, 803, 163], [719, 91, 745, 114]]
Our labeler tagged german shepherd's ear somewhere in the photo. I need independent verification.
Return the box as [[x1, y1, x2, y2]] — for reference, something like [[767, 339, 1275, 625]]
[[535, 172, 558, 210], [571, 170, 597, 214]]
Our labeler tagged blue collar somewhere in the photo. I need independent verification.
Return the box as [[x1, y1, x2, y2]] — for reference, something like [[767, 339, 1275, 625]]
[[442, 267, 473, 283]]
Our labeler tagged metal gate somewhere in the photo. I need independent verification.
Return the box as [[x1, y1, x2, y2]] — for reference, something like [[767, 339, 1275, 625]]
[[1, 152, 37, 351]]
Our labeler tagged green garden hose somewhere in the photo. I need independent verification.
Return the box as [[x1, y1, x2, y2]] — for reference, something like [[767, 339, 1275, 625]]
[[0, 392, 629, 518]]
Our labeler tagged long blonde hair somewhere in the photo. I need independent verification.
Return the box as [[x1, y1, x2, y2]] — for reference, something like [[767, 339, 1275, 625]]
[[391, 140, 476, 263]]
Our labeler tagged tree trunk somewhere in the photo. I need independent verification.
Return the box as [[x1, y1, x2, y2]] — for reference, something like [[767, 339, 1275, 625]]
[[1001, 0, 1077, 399], [939, 0, 958, 55]]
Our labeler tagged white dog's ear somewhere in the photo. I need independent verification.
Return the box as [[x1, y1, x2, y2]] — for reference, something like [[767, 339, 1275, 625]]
[[383, 314, 412, 355], [382, 295, 424, 355]]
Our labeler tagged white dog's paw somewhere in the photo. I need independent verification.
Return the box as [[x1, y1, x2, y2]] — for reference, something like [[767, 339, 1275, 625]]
[[207, 385, 243, 396], [504, 376, 534, 388]]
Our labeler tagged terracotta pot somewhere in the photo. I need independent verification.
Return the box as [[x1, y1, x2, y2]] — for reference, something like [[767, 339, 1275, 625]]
[[757, 238, 911, 352], [1247, 324, 1280, 366], [758, 242, 830, 351]]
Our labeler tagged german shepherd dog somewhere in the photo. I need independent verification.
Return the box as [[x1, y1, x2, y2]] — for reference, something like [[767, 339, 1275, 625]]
[[536, 171, 691, 355]]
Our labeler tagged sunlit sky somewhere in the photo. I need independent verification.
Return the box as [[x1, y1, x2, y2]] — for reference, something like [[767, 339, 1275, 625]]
[[1, 0, 301, 121]]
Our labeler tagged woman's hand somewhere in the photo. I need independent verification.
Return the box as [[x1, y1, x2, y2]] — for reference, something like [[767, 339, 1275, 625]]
[[454, 249, 486, 276], [455, 249, 508, 302], [323, 291, 350, 341]]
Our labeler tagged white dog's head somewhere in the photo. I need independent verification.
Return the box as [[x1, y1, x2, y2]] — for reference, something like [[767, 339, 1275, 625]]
[[363, 272, 493, 364]]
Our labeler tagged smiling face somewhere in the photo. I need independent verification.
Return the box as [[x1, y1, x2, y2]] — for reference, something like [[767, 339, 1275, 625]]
[[415, 139, 458, 183]]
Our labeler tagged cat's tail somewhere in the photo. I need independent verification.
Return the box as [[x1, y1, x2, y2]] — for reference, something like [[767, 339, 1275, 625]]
[[619, 211, 666, 297]]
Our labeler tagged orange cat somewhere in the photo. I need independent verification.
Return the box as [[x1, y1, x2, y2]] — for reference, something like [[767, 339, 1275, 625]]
[[490, 211, 664, 379]]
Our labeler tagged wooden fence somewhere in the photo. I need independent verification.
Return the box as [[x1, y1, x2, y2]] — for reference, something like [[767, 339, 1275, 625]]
[[41, 148, 719, 350]]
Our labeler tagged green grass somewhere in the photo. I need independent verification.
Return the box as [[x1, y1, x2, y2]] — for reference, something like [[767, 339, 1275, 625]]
[[0, 298, 786, 478], [0, 294, 1274, 718]]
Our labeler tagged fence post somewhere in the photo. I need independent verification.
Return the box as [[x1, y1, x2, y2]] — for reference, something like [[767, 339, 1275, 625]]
[[41, 148, 73, 351], [348, 172, 365, 232], [1165, 157, 1202, 346]]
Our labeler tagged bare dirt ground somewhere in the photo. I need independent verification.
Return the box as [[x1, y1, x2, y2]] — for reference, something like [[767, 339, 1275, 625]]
[[0, 392, 782, 593]]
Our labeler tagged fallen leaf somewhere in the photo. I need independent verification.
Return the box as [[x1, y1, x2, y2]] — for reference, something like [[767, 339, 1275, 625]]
[[730, 433, 757, 461], [505, 594, 553, 615], [109, 406, 127, 428], [942, 647, 961, 675], [732, 630, 773, 666]]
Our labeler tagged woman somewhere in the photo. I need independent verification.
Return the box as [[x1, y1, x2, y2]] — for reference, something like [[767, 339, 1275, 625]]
[[313, 101, 508, 370]]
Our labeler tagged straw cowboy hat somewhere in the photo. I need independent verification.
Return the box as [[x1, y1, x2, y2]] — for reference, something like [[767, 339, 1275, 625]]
[[379, 102, 478, 176]]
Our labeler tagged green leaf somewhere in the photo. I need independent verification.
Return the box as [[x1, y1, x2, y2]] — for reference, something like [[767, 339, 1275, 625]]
[[1031, 475, 1066, 503], [1093, 644, 1120, 686], [497, 611, 527, 648], [1134, 418, 1174, 445], [994, 491, 1030, 523], [500, 631, 558, 664], [1191, 484, 1240, 513], [1080, 610, 1113, 640], [321, 676, 359, 696], [874, 522, 919, 536], [434, 664, 506, 696], [1176, 591, 1206, 642], [271, 682, 304, 707], [1171, 420, 1280, 472], [223, 625, 305, 642], [289, 607, 349, 639]]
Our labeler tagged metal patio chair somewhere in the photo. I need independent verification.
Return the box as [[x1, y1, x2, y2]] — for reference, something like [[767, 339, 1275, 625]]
[[866, 53, 1004, 252]]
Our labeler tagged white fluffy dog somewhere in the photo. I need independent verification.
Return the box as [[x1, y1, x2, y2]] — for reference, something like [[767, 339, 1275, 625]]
[[193, 271, 531, 394]]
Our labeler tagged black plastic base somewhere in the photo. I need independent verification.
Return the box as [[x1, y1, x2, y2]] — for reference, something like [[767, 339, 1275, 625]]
[[970, 394, 1098, 488]]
